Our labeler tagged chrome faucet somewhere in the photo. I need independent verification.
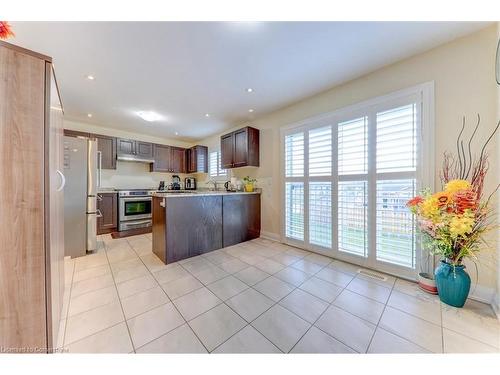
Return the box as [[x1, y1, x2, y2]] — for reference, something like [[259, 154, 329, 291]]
[[207, 180, 218, 191]]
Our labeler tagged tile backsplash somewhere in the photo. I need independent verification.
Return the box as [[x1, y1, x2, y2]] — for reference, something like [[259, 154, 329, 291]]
[[100, 160, 195, 189]]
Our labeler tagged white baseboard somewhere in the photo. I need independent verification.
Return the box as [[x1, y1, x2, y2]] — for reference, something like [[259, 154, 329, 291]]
[[260, 231, 281, 242], [492, 292, 500, 320], [468, 284, 496, 306]]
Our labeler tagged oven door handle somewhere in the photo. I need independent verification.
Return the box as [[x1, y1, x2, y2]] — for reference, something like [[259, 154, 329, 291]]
[[124, 220, 151, 227], [120, 196, 152, 202]]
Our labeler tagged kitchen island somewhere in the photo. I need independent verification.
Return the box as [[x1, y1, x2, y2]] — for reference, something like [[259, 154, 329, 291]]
[[152, 191, 261, 264]]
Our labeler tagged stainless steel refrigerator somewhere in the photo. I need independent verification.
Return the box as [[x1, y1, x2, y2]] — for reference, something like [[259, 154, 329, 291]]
[[63, 136, 101, 258]]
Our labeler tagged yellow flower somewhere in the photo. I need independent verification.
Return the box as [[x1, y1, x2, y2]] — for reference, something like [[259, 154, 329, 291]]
[[420, 196, 440, 219], [449, 215, 474, 238], [445, 179, 471, 194]]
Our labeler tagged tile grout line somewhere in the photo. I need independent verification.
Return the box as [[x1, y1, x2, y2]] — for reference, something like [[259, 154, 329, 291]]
[[103, 236, 139, 353], [177, 249, 302, 353], [125, 236, 207, 354], [60, 257, 76, 350], [363, 278, 395, 353], [236, 257, 333, 353], [287, 264, 360, 353]]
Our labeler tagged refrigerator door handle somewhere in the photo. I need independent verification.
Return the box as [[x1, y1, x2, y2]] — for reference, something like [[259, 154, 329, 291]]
[[97, 151, 102, 188], [56, 169, 66, 192]]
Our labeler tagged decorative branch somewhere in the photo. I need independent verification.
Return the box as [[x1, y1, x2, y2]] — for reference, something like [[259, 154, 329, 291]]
[[465, 114, 480, 180]]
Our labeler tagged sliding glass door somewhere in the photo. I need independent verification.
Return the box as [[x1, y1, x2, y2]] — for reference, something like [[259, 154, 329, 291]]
[[282, 86, 431, 278]]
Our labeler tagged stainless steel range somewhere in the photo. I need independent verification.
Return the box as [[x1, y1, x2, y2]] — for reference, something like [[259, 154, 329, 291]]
[[118, 189, 156, 231]]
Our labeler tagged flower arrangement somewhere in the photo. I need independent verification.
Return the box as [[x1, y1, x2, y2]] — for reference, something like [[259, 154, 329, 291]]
[[0, 21, 15, 40], [407, 116, 499, 266]]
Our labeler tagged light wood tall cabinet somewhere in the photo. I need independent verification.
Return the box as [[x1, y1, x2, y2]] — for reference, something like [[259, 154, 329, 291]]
[[0, 41, 65, 353]]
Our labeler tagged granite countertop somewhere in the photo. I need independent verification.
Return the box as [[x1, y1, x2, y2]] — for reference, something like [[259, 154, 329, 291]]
[[97, 188, 117, 193], [153, 189, 261, 198]]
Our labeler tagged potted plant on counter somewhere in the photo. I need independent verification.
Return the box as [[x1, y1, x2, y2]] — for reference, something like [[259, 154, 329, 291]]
[[407, 116, 499, 307], [243, 176, 257, 192]]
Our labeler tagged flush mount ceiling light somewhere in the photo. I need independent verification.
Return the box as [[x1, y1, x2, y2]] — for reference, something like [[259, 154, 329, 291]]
[[136, 111, 163, 122], [175, 132, 179, 136], [246, 88, 253, 93], [86, 75, 95, 80], [248, 109, 254, 113], [205, 113, 210, 117]]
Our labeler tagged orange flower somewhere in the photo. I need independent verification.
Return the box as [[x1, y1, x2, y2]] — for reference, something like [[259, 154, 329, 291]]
[[407, 196, 424, 207], [0, 21, 15, 40], [454, 189, 478, 214], [432, 191, 451, 208]]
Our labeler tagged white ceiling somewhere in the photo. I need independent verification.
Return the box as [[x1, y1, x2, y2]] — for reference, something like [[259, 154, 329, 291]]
[[10, 21, 490, 141]]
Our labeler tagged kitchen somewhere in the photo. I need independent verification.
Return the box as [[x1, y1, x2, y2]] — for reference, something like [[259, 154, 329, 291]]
[[1, 19, 499, 358], [63, 122, 260, 258]]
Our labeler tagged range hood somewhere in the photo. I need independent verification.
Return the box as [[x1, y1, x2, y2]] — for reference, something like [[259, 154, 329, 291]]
[[116, 155, 155, 163]]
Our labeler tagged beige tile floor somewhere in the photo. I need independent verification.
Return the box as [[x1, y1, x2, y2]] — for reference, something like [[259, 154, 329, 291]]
[[57, 234, 500, 353]]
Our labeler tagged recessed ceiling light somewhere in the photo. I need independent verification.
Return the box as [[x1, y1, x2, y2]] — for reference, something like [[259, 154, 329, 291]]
[[248, 109, 254, 113], [136, 111, 163, 122], [246, 88, 253, 93], [175, 132, 179, 136], [86, 75, 95, 80], [205, 113, 210, 117], [87, 113, 93, 118]]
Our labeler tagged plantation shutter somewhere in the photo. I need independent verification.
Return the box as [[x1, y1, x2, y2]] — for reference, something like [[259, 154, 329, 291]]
[[375, 104, 418, 268], [285, 133, 304, 177], [209, 151, 218, 177], [337, 117, 368, 257], [210, 150, 226, 177], [282, 86, 427, 277], [376, 104, 417, 173], [285, 131, 306, 241], [338, 117, 367, 175], [308, 126, 332, 177]]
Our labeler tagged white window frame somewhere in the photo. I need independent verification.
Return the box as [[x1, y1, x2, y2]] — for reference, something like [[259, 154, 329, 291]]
[[280, 82, 435, 280], [209, 149, 227, 180]]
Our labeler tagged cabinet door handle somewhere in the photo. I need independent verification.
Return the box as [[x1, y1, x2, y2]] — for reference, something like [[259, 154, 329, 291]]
[[96, 209, 103, 218], [56, 169, 66, 192]]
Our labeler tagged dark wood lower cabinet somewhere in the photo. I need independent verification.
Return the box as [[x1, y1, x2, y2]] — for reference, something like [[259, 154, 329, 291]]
[[97, 193, 117, 235], [222, 194, 261, 247], [152, 193, 261, 264]]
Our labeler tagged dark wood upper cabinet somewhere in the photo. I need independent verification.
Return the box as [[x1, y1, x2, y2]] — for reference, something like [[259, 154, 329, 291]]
[[117, 138, 153, 160], [221, 134, 234, 169], [151, 144, 171, 172], [117, 138, 135, 155], [97, 193, 117, 234], [171, 147, 186, 173], [150, 144, 186, 173], [220, 126, 259, 169], [186, 145, 208, 173], [136, 141, 153, 158], [94, 134, 116, 170]]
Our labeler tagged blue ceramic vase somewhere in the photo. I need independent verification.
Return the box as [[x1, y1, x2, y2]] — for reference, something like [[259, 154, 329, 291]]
[[434, 260, 471, 307]]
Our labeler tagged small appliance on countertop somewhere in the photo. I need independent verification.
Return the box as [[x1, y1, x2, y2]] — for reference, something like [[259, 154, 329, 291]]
[[184, 177, 196, 190], [158, 180, 166, 191], [170, 175, 181, 190]]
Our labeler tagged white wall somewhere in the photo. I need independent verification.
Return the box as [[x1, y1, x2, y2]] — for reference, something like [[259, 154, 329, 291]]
[[198, 25, 500, 303], [64, 119, 203, 189]]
